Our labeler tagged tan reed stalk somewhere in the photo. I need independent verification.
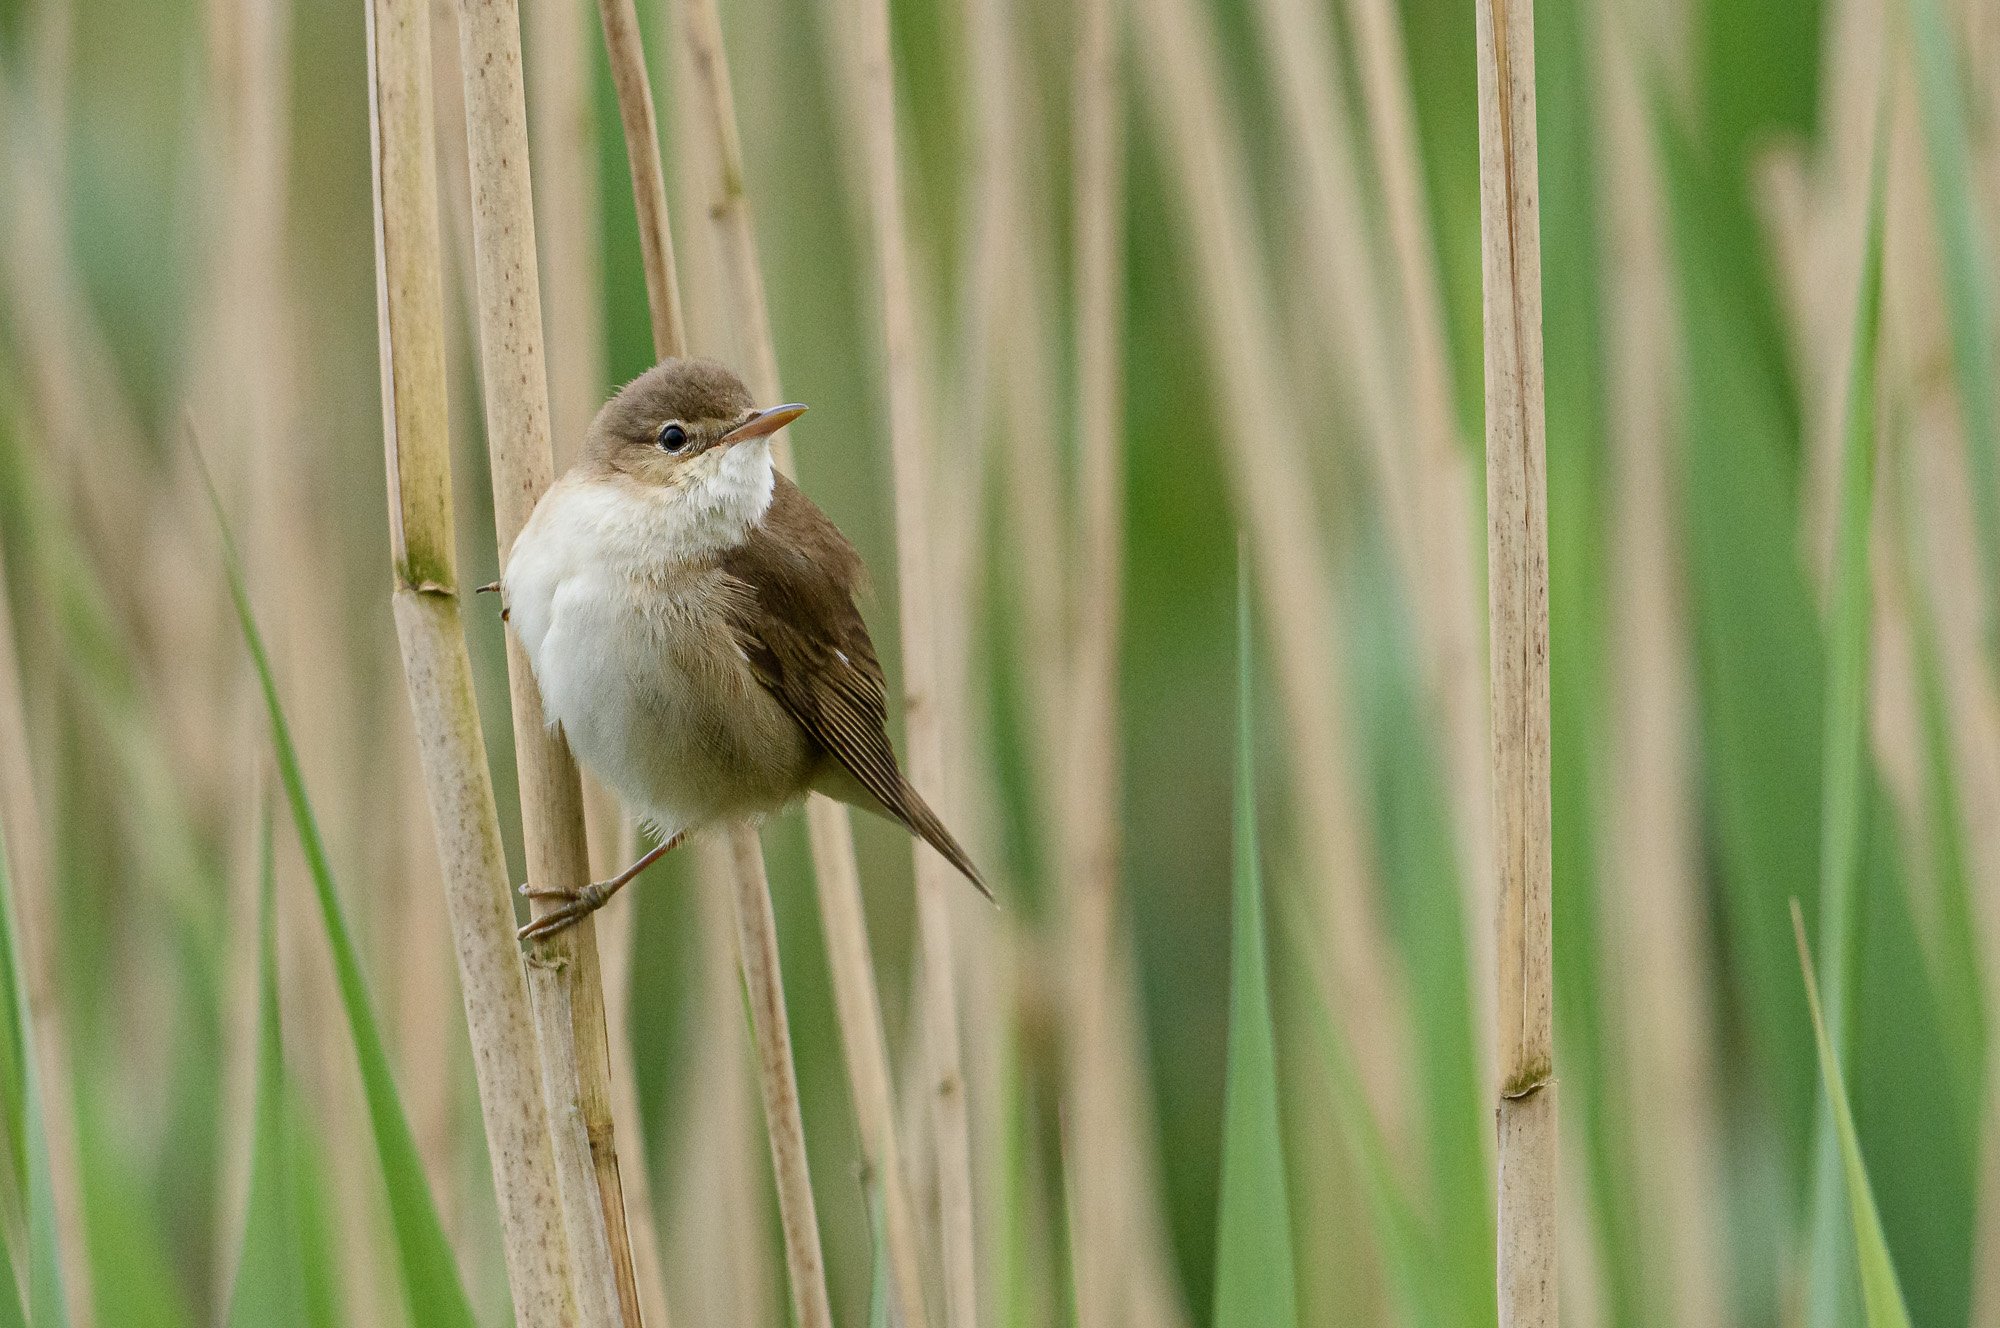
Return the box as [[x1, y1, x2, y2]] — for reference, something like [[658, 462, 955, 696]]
[[595, 893, 675, 1328], [592, 4, 836, 1322], [524, 7, 674, 1320], [1062, 0, 1127, 1296], [719, 830, 834, 1328], [596, 0, 688, 360], [527, 0, 609, 465], [1342, 0, 1495, 1051], [451, 2, 646, 1322], [666, 839, 780, 1328], [1473, 0, 1557, 1318], [0, 523, 91, 1328], [1597, 14, 1724, 1323], [366, 0, 591, 1320], [841, 0, 987, 1316], [669, 1, 934, 1317], [1133, 0, 1408, 1123]]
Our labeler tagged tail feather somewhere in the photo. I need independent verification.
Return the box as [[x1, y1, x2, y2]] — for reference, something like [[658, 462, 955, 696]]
[[893, 783, 991, 902]]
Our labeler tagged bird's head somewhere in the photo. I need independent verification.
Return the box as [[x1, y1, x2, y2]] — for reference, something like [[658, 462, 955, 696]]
[[583, 357, 806, 497]]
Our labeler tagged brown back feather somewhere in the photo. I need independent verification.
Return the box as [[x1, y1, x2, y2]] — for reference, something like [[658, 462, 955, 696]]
[[720, 474, 989, 898]]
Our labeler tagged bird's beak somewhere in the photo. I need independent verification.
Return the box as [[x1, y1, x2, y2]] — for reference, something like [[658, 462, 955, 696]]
[[721, 403, 808, 446]]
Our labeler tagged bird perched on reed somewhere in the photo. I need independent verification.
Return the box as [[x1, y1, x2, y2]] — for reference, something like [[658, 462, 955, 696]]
[[500, 357, 986, 939]]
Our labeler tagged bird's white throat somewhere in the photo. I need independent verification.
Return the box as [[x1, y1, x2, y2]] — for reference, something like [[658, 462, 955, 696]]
[[658, 437, 777, 559]]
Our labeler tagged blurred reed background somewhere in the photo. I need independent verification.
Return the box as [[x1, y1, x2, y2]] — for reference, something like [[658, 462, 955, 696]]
[[0, 0, 1994, 1321]]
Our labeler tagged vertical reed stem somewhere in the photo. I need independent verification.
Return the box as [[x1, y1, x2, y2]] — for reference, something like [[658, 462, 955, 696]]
[[725, 830, 836, 1328], [592, 3, 837, 1322], [366, 0, 584, 1320], [1474, 0, 1557, 1320], [673, 1, 932, 1318], [595, 0, 688, 360], [451, 2, 643, 1322], [1064, 0, 1128, 1314], [842, 0, 984, 1317]]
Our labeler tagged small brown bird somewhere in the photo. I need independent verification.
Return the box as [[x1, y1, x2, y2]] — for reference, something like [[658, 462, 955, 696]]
[[503, 357, 985, 940]]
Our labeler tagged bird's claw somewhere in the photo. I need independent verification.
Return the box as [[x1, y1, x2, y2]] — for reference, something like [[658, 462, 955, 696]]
[[516, 881, 610, 943]]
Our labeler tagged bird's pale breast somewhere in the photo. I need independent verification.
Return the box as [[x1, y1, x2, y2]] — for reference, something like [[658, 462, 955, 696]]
[[503, 477, 816, 838]]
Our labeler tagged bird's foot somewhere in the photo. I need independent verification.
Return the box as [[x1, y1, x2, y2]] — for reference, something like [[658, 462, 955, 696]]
[[517, 880, 610, 943]]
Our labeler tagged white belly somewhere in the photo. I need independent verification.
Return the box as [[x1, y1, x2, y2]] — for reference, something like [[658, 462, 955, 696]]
[[504, 479, 814, 836]]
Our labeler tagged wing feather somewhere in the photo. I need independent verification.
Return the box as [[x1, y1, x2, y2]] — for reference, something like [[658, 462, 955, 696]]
[[721, 476, 988, 897]]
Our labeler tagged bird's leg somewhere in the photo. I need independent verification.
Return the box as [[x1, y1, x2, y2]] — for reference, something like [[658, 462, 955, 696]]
[[517, 831, 687, 942]]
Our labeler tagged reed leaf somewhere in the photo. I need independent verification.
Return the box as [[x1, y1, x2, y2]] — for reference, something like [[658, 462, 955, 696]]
[[1791, 904, 1913, 1328], [202, 466, 479, 1328], [1212, 563, 1297, 1328], [224, 811, 306, 1328]]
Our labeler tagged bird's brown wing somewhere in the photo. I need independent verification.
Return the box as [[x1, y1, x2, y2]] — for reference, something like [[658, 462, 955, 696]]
[[719, 474, 988, 898]]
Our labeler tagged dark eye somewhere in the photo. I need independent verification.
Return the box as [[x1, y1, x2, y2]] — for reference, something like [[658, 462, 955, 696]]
[[658, 423, 688, 452]]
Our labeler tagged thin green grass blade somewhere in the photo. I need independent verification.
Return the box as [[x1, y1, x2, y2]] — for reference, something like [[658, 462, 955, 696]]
[[1212, 559, 1297, 1328], [284, 1084, 345, 1328], [0, 816, 69, 1327], [1908, 0, 2000, 637], [198, 457, 480, 1328], [226, 809, 306, 1328], [1791, 904, 1913, 1328]]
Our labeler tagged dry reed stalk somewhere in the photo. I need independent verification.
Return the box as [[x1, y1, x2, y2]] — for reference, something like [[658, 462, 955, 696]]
[[451, 1, 645, 1322], [0, 522, 91, 1328], [366, 0, 591, 1319], [1061, 0, 1127, 1296], [587, 3, 837, 1320], [670, 1, 934, 1316], [1597, 14, 1724, 1324], [841, 0, 987, 1315], [666, 839, 780, 1328], [1133, 0, 1408, 1124], [526, 0, 609, 464], [720, 830, 835, 1328], [595, 893, 675, 1328], [597, 0, 689, 359], [1342, 0, 1495, 1053], [523, 8, 674, 1319], [1473, 0, 1557, 1319]]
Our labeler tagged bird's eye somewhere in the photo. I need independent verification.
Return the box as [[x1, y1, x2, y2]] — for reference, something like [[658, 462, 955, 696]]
[[658, 423, 688, 453]]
